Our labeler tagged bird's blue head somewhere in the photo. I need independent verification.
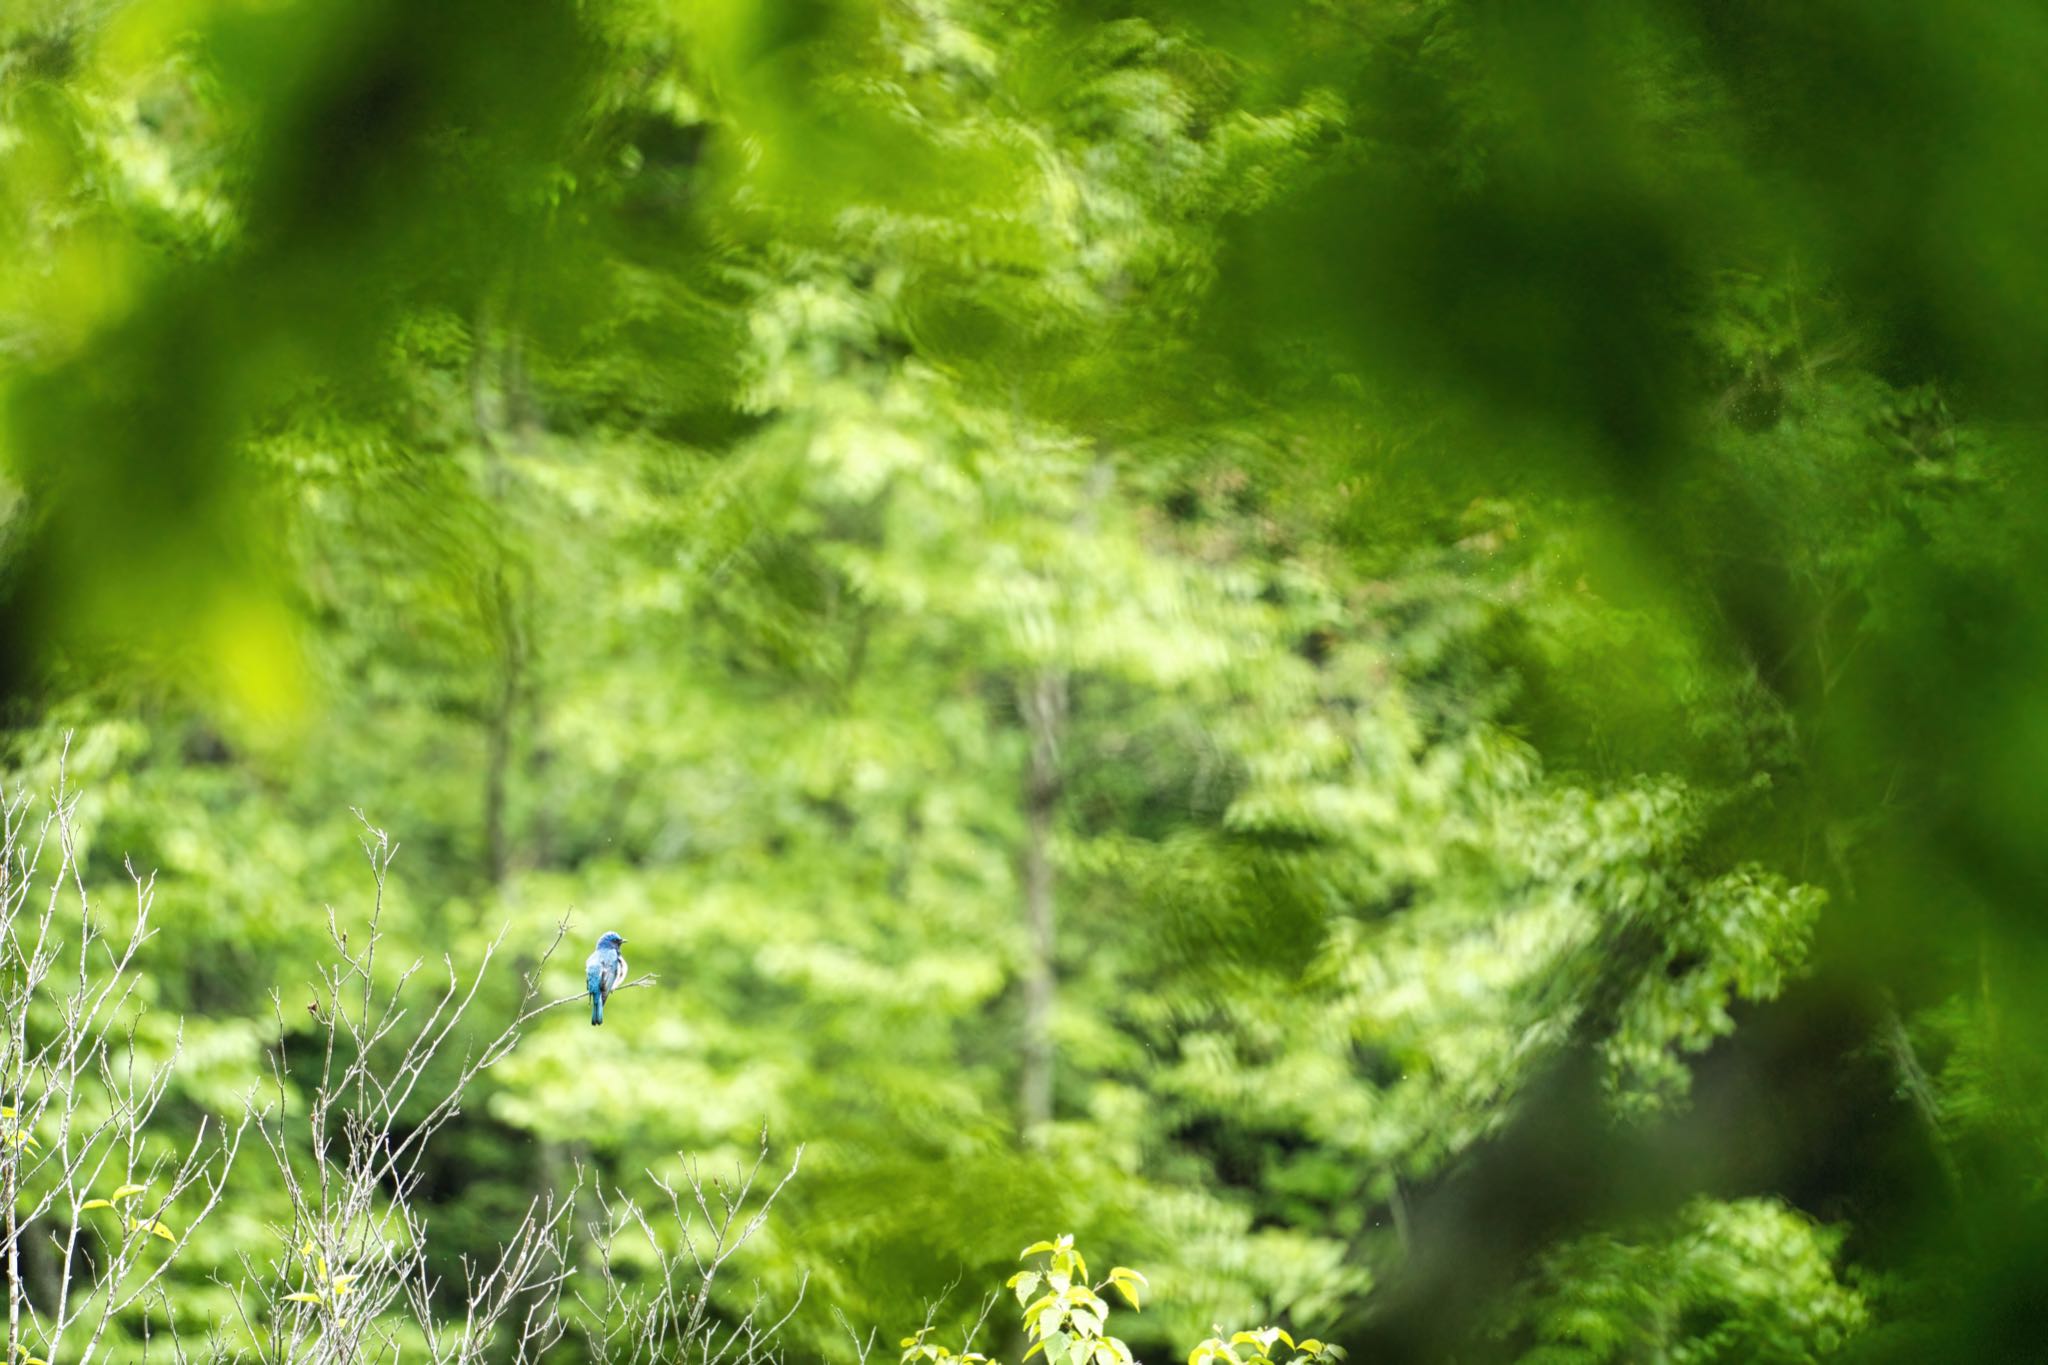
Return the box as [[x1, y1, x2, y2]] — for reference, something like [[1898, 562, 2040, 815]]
[[596, 931, 626, 950]]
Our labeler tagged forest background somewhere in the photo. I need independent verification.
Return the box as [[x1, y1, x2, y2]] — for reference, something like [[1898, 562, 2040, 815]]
[[2, 0, 2046, 1360]]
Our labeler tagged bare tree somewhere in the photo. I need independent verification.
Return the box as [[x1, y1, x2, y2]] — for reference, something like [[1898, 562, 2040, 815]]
[[1, 751, 245, 1365], [3, 762, 801, 1365], [573, 1133, 806, 1365]]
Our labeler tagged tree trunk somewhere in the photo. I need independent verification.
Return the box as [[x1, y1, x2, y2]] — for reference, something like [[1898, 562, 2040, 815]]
[[1018, 669, 1067, 1140], [472, 291, 529, 890]]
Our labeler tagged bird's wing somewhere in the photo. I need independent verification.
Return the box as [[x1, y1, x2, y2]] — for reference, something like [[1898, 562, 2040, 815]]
[[585, 954, 606, 995]]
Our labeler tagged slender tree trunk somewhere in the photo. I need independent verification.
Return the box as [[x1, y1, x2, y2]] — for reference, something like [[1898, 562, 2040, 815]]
[[1879, 993, 1962, 1195], [1388, 1173, 1412, 1257], [1019, 669, 1067, 1139], [473, 275, 586, 1337], [482, 573, 522, 888], [472, 291, 529, 890], [1014, 461, 1107, 1141]]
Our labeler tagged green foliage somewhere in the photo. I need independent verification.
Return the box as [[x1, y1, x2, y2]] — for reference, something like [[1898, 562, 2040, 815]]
[[3, 0, 2046, 1358], [1496, 1199, 1867, 1363]]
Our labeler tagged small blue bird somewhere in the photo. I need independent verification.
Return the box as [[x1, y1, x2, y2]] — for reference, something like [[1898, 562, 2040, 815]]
[[585, 930, 628, 1026]]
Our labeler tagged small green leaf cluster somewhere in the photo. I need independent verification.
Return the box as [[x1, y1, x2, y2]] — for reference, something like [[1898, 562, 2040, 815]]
[[898, 1327, 990, 1365], [1009, 1235, 1139, 1365], [0, 1106, 37, 1154], [906, 1236, 1334, 1365], [1187, 1328, 1341, 1365], [279, 1238, 359, 1323], [76, 1182, 178, 1242]]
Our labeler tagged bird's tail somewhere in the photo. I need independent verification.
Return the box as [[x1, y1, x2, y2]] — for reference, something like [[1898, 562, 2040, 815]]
[[590, 992, 604, 1026]]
